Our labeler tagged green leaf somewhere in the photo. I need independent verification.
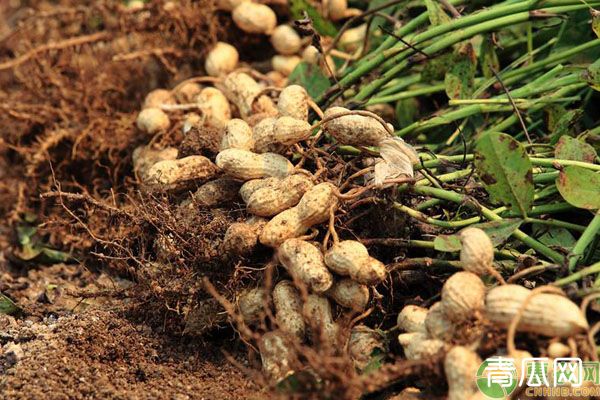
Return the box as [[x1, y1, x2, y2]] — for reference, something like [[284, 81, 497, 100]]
[[444, 43, 477, 99], [288, 62, 331, 100], [471, 219, 523, 247], [474, 132, 534, 217], [555, 136, 598, 163], [480, 36, 500, 79], [368, 0, 401, 33], [533, 225, 576, 251], [395, 97, 419, 127], [424, 0, 451, 26], [362, 348, 386, 375], [592, 9, 600, 38], [549, 109, 583, 144], [556, 166, 600, 210], [434, 234, 461, 252], [0, 292, 20, 315], [289, 0, 337, 37], [584, 57, 600, 92]]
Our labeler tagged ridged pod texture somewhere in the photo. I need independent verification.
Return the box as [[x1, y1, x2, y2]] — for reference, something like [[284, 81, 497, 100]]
[[324, 240, 386, 285], [144, 156, 217, 189], [323, 106, 390, 146], [232, 2, 277, 34], [425, 302, 455, 341], [273, 280, 306, 340], [326, 278, 370, 311], [397, 332, 446, 361], [258, 330, 296, 382], [272, 116, 311, 147], [259, 208, 306, 248], [222, 217, 266, 256], [460, 227, 494, 276], [191, 178, 240, 207], [397, 304, 428, 333], [278, 85, 309, 121], [220, 118, 254, 151], [136, 108, 170, 134], [246, 174, 313, 217], [270, 25, 302, 56], [303, 294, 339, 345], [215, 149, 294, 181], [296, 183, 339, 226], [252, 117, 278, 153], [485, 284, 589, 337], [277, 239, 333, 293], [348, 325, 385, 370], [132, 146, 178, 181], [221, 72, 261, 118], [197, 87, 231, 129], [142, 89, 174, 109], [239, 177, 280, 203], [444, 346, 481, 400], [237, 287, 268, 324], [205, 42, 239, 77], [441, 271, 485, 322]]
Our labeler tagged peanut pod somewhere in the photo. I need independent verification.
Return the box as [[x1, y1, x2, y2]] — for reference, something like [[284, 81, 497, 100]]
[[277, 239, 333, 293]]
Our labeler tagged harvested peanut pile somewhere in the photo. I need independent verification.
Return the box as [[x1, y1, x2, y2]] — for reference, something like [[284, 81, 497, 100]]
[[2, 0, 600, 399]]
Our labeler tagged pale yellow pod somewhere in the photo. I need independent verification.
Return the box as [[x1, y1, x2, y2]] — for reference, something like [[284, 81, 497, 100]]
[[348, 325, 385, 370], [273, 280, 306, 340], [252, 117, 278, 153], [239, 177, 280, 203], [278, 85, 309, 121], [425, 302, 455, 342], [296, 182, 339, 226], [441, 271, 485, 322], [258, 330, 296, 382], [273, 116, 312, 146], [547, 342, 571, 358], [302, 45, 336, 74], [397, 304, 428, 333], [485, 284, 589, 337], [220, 72, 261, 118], [278, 239, 333, 293], [326, 278, 370, 311], [237, 286, 268, 324], [247, 174, 314, 217], [459, 227, 494, 276], [323, 106, 390, 146], [191, 178, 241, 207], [444, 346, 481, 400], [266, 71, 288, 88], [144, 155, 218, 189], [205, 42, 239, 77], [259, 208, 306, 248], [143, 89, 175, 109], [222, 216, 267, 256], [397, 332, 446, 360], [324, 240, 387, 285], [215, 0, 250, 12], [339, 24, 367, 52], [215, 149, 294, 181], [173, 82, 202, 104], [271, 25, 302, 55], [220, 118, 254, 151], [303, 294, 339, 345], [232, 2, 277, 35], [132, 145, 178, 181], [197, 87, 231, 129], [327, 0, 348, 21], [136, 107, 171, 134], [272, 55, 302, 76]]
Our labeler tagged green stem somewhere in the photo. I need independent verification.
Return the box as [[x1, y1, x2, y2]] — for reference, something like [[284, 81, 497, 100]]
[[500, 202, 574, 217], [568, 212, 600, 271], [524, 218, 587, 233], [554, 261, 600, 287]]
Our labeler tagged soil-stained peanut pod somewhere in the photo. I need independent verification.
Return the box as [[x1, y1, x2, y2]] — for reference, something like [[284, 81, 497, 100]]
[[216, 0, 249, 12], [323, 106, 391, 146], [339, 24, 367, 53], [324, 240, 386, 285], [246, 174, 314, 217], [302, 45, 336, 74], [278, 239, 333, 293], [303, 294, 339, 346], [136, 107, 171, 134], [143, 89, 175, 109], [238, 286, 268, 324], [232, 2, 277, 35], [222, 216, 267, 256], [273, 280, 306, 340], [260, 183, 339, 247], [220, 118, 254, 151], [425, 302, 455, 341], [190, 178, 241, 207], [397, 304, 427, 333], [220, 72, 261, 118], [326, 278, 370, 311], [459, 227, 494, 276], [272, 55, 302, 76], [273, 116, 312, 146], [174, 82, 202, 104], [239, 177, 280, 203], [216, 149, 294, 181], [548, 341, 571, 358], [252, 117, 278, 153], [278, 85, 309, 121], [441, 271, 485, 322], [144, 155, 218, 189], [258, 330, 297, 382], [205, 42, 239, 77], [197, 87, 231, 129], [485, 284, 589, 337], [132, 145, 178, 181], [398, 332, 446, 361], [444, 346, 481, 400], [348, 325, 385, 370], [271, 25, 302, 55]]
